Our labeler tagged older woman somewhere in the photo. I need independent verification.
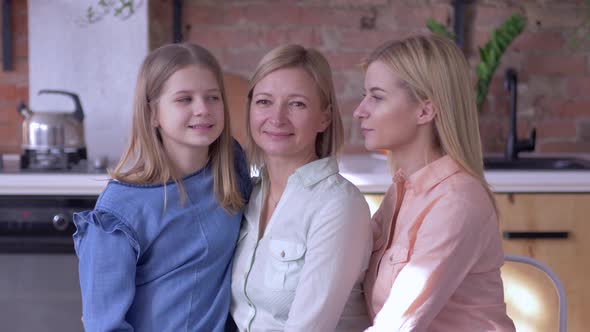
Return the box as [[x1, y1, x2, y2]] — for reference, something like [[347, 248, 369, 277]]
[[230, 45, 372, 332]]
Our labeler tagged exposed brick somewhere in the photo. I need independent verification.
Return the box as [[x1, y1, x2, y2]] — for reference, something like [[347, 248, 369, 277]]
[[578, 120, 590, 141], [323, 51, 368, 70], [538, 141, 590, 153], [567, 77, 590, 98], [537, 120, 578, 139], [300, 0, 389, 7], [0, 123, 20, 153], [297, 7, 374, 28], [220, 48, 268, 74], [0, 84, 18, 100], [471, 5, 520, 29], [183, 5, 227, 25], [155, 0, 590, 153], [223, 4, 303, 26], [525, 5, 586, 30], [524, 55, 587, 77], [381, 4, 450, 30], [323, 29, 411, 51], [511, 32, 564, 53], [557, 101, 590, 117]]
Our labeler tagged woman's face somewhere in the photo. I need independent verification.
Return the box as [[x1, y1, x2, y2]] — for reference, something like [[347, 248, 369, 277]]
[[153, 65, 224, 158], [353, 60, 422, 152], [249, 67, 330, 162]]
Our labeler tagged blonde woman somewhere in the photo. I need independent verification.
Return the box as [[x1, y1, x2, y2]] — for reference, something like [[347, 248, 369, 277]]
[[230, 45, 372, 331], [73, 43, 251, 331], [354, 35, 516, 331]]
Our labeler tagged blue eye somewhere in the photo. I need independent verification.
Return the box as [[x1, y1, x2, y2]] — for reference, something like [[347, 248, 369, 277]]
[[290, 101, 306, 109], [255, 99, 271, 106], [206, 95, 221, 102], [177, 97, 192, 103]]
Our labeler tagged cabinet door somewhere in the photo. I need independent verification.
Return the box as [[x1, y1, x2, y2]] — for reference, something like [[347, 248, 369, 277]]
[[496, 194, 590, 332]]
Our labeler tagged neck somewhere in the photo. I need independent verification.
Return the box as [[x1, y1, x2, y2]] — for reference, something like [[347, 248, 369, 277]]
[[164, 144, 210, 178], [389, 128, 442, 177]]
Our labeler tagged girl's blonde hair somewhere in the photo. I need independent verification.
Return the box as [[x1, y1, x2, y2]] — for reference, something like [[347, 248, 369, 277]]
[[364, 35, 496, 211], [111, 43, 244, 213], [245, 44, 344, 170]]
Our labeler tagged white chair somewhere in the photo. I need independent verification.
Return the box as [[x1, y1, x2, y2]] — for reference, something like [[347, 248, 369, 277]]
[[501, 255, 567, 332]]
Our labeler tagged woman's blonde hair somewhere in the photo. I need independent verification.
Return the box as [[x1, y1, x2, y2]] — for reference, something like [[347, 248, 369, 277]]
[[245, 44, 344, 170], [111, 43, 244, 213], [364, 35, 496, 211]]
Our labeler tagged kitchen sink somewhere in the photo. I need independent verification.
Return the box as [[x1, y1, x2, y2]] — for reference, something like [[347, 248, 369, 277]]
[[483, 157, 590, 170]]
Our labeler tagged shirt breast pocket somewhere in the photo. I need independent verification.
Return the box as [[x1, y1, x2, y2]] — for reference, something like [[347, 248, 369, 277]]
[[264, 239, 306, 291], [378, 244, 410, 287]]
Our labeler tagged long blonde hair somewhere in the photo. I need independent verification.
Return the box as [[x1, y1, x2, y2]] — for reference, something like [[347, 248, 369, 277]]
[[364, 35, 496, 211], [245, 44, 344, 170], [111, 43, 244, 213]]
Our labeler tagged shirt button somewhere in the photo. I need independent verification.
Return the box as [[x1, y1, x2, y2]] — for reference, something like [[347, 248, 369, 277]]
[[280, 250, 285, 258]]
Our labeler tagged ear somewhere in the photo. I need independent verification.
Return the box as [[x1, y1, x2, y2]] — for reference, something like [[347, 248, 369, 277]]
[[416, 100, 436, 125], [150, 107, 160, 128], [317, 105, 332, 132]]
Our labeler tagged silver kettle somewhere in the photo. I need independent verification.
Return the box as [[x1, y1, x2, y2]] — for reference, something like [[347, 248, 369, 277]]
[[18, 90, 86, 152]]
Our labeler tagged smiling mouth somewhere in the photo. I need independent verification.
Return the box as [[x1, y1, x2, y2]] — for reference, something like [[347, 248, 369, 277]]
[[188, 124, 214, 129], [265, 131, 293, 137]]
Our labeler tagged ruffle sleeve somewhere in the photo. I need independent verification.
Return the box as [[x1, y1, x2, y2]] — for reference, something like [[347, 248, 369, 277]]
[[73, 210, 140, 259]]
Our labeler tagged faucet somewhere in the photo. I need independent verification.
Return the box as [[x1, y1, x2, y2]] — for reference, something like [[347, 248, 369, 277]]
[[504, 68, 536, 161]]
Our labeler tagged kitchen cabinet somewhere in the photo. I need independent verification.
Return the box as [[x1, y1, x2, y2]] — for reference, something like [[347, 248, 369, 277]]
[[497, 193, 590, 332]]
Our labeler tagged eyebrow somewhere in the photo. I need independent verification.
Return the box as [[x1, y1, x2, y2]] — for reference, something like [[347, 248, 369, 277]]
[[368, 87, 387, 93], [172, 88, 220, 95], [252, 92, 310, 101]]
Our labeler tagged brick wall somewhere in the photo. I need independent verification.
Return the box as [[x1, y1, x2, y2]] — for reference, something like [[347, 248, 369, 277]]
[[151, 0, 590, 154], [0, 0, 28, 154], [2, 0, 587, 155]]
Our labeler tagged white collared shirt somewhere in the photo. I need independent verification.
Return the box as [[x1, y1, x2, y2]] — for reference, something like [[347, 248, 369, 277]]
[[230, 157, 372, 332]]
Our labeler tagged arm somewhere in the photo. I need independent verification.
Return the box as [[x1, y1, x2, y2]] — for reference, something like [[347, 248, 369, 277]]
[[284, 191, 372, 332], [367, 197, 494, 332], [76, 215, 138, 332]]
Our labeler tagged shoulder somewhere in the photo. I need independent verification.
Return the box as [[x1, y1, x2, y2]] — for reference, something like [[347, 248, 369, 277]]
[[426, 172, 496, 229], [310, 173, 371, 226], [73, 208, 140, 257], [96, 181, 165, 229]]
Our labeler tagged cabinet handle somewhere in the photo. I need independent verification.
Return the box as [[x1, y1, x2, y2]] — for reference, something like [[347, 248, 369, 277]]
[[503, 231, 569, 240]]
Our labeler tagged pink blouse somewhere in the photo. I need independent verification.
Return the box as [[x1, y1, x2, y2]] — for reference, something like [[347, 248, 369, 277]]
[[364, 155, 515, 331]]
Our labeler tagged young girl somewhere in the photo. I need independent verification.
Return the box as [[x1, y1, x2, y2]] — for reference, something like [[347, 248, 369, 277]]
[[355, 35, 515, 331], [73, 43, 251, 331]]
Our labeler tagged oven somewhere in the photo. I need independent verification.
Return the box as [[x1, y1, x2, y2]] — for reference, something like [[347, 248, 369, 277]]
[[0, 194, 97, 332]]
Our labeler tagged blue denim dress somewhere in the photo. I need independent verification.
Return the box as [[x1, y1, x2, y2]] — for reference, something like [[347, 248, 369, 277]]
[[73, 147, 251, 332]]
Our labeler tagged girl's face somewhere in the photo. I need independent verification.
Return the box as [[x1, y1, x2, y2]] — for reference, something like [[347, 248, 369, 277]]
[[353, 60, 422, 152], [154, 65, 224, 158], [249, 67, 330, 162]]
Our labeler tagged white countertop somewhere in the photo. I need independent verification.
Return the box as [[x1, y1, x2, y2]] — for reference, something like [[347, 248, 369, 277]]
[[1, 154, 590, 195]]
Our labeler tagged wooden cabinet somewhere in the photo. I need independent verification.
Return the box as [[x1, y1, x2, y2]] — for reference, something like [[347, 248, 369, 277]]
[[497, 193, 590, 332]]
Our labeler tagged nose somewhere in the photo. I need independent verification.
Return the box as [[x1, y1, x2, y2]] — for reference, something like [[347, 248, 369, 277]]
[[353, 98, 368, 119], [269, 101, 288, 125], [192, 97, 210, 116]]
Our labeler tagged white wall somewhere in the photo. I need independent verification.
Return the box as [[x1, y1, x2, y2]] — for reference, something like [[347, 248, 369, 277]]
[[28, 1, 149, 162]]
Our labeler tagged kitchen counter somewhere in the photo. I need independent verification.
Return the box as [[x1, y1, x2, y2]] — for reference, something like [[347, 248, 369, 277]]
[[339, 154, 590, 194], [1, 154, 590, 195]]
